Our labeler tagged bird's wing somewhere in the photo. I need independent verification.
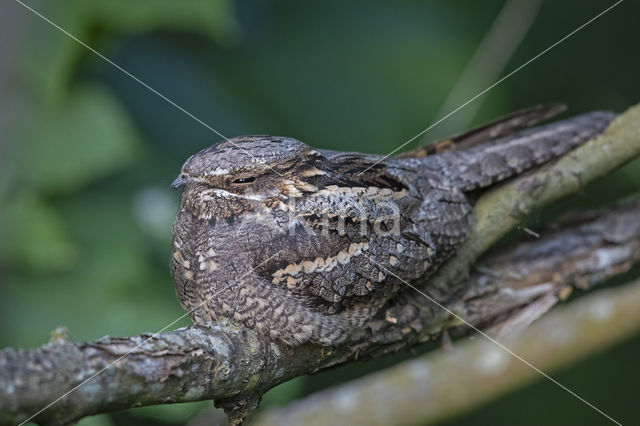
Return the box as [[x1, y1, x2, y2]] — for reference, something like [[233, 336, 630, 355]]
[[396, 104, 567, 158]]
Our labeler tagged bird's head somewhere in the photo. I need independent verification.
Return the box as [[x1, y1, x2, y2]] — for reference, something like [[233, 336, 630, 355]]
[[172, 135, 327, 220]]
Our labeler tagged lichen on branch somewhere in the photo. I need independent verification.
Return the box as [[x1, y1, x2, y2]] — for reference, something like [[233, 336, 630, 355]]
[[1, 104, 639, 425]]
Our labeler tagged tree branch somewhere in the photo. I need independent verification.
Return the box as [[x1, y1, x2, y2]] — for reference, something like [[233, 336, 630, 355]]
[[1, 104, 639, 425], [254, 275, 640, 426]]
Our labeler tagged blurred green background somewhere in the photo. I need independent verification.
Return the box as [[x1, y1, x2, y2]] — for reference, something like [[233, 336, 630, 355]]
[[1, 0, 639, 425]]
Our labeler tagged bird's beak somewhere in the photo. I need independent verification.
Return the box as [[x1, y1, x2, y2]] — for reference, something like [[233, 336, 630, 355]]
[[171, 175, 188, 189]]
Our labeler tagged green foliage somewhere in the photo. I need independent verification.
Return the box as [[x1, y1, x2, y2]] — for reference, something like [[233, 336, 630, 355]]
[[77, 0, 234, 38], [1, 193, 77, 271], [28, 85, 139, 192]]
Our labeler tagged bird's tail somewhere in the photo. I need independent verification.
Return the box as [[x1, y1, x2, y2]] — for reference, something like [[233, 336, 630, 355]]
[[426, 111, 615, 192]]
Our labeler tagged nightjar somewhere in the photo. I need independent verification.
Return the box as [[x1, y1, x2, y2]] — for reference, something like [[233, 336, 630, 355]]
[[170, 106, 614, 346]]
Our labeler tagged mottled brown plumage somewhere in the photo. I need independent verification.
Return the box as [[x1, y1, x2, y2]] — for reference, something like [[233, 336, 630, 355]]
[[170, 107, 613, 346]]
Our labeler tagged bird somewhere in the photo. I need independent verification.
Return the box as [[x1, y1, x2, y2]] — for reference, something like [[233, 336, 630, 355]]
[[169, 105, 614, 346]]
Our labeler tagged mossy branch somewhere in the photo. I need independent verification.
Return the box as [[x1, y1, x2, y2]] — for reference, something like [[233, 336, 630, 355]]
[[255, 276, 640, 426], [1, 104, 639, 425]]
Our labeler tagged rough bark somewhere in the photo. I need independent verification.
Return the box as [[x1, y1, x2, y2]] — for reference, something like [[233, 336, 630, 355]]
[[255, 276, 640, 426], [1, 104, 639, 425]]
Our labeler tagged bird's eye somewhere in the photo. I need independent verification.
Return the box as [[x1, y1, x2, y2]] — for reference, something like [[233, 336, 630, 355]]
[[232, 176, 256, 184]]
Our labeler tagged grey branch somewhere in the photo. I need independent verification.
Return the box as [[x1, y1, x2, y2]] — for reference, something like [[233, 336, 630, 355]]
[[255, 276, 640, 426], [1, 104, 640, 425]]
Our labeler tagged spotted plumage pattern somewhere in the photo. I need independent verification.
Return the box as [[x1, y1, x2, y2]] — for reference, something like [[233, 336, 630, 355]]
[[170, 107, 614, 346]]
